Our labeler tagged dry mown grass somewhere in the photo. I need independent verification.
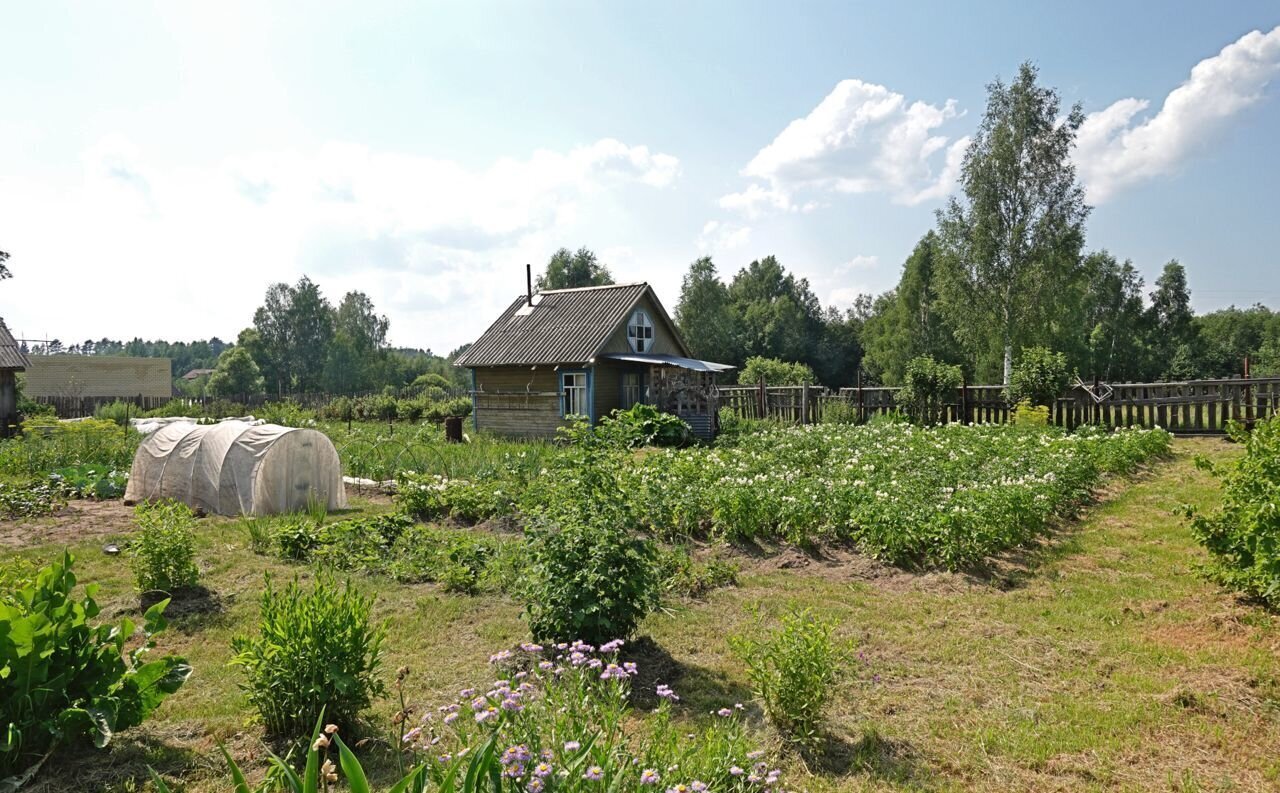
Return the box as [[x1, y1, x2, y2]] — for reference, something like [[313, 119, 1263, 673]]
[[4, 437, 1279, 791]]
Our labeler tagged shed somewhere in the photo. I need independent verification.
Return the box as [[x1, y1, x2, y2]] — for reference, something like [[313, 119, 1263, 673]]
[[454, 278, 733, 440], [0, 319, 30, 438], [124, 420, 347, 516]]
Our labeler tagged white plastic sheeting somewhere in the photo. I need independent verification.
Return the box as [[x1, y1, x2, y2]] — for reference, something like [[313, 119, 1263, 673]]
[[124, 420, 347, 516]]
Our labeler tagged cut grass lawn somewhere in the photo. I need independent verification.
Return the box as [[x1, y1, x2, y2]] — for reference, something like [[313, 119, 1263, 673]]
[[4, 437, 1279, 792]]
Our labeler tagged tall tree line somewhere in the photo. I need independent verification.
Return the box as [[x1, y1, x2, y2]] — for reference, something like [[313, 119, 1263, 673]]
[[673, 255, 865, 387], [239, 276, 467, 396]]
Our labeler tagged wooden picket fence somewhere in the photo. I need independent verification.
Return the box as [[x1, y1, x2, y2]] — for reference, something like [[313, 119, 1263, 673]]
[[715, 376, 1280, 434]]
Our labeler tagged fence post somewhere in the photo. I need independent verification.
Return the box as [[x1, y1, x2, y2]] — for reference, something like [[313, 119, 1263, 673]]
[[1244, 356, 1254, 432], [757, 376, 767, 420], [800, 384, 809, 425], [856, 368, 865, 424]]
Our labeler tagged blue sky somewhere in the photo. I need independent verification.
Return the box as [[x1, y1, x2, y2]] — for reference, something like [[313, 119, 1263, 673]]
[[3, 1, 1279, 352]]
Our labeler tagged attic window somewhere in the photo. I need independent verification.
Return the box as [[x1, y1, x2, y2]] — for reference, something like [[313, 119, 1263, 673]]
[[627, 309, 654, 353]]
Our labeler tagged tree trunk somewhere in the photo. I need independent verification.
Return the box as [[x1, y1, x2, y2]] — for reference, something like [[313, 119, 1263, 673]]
[[1003, 343, 1013, 387]]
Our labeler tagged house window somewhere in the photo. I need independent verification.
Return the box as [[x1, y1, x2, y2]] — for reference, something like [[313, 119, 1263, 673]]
[[621, 372, 644, 408], [561, 371, 588, 418], [627, 309, 654, 353]]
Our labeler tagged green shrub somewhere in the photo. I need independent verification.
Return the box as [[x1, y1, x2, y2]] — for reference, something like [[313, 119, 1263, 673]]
[[1011, 399, 1050, 427], [821, 399, 859, 425], [274, 514, 323, 561], [318, 395, 355, 423], [659, 545, 739, 599], [739, 356, 817, 386], [93, 400, 137, 427], [256, 400, 316, 427], [131, 501, 200, 594], [400, 398, 426, 423], [14, 376, 54, 423], [895, 355, 963, 425], [0, 553, 190, 779], [1006, 346, 1071, 408], [411, 372, 452, 391], [731, 608, 844, 753], [309, 513, 413, 574], [523, 520, 661, 645], [598, 403, 690, 447], [231, 573, 386, 736], [1187, 416, 1280, 606]]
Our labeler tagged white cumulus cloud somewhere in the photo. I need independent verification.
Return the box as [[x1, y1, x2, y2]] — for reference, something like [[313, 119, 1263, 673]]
[[725, 79, 968, 213], [1075, 25, 1280, 204]]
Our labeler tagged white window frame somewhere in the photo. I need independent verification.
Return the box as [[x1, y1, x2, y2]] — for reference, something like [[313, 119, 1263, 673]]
[[627, 309, 655, 353], [560, 370, 589, 418]]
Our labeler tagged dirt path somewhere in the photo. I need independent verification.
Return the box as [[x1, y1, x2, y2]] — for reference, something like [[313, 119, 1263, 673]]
[[0, 498, 137, 549]]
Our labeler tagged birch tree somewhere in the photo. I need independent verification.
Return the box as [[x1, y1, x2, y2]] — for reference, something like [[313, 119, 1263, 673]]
[[936, 62, 1089, 384]]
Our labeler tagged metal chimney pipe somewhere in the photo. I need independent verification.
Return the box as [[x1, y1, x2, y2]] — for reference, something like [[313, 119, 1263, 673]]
[[526, 263, 533, 306]]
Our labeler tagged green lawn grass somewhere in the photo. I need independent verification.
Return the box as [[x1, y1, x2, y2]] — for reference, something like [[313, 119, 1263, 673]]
[[7, 437, 1280, 792]]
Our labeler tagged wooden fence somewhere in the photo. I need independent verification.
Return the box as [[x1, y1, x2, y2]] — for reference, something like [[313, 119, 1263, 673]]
[[716, 376, 1280, 434]]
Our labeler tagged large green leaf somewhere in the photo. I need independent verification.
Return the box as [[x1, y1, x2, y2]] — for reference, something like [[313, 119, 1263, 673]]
[[334, 734, 371, 793]]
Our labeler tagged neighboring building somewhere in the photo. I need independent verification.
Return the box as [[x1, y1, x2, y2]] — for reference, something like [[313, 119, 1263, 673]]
[[455, 280, 733, 439], [182, 368, 215, 381], [24, 355, 172, 416], [0, 319, 30, 437]]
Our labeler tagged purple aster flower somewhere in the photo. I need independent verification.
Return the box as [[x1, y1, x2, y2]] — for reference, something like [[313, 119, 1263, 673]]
[[600, 639, 625, 653], [716, 708, 732, 717], [691, 783, 707, 793], [563, 740, 581, 752], [526, 779, 545, 793], [729, 766, 744, 776], [640, 768, 661, 785], [583, 765, 604, 781]]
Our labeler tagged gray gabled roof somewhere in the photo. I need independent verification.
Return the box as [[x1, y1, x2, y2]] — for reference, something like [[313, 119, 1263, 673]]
[[0, 319, 29, 371], [455, 282, 690, 367]]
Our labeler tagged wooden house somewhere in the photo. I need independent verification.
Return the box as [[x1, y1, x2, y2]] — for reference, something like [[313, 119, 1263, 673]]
[[455, 277, 733, 439], [0, 319, 30, 438]]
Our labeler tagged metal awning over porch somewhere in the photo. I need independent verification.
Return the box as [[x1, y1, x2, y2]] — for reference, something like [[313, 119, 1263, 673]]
[[598, 353, 735, 373]]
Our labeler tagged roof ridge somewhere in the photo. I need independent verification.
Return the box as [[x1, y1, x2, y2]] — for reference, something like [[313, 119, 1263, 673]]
[[537, 282, 647, 294]]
